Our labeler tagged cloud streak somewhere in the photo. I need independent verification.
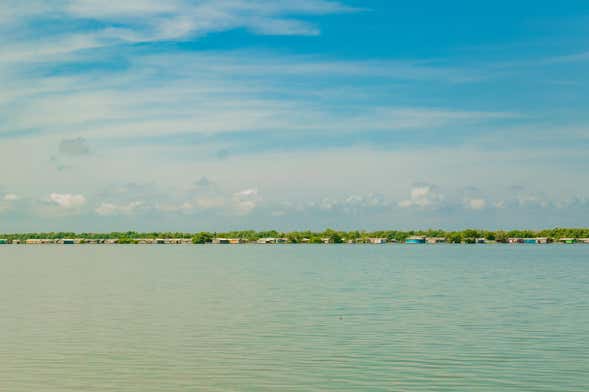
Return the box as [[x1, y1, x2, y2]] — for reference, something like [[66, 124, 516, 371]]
[[1, 0, 357, 60]]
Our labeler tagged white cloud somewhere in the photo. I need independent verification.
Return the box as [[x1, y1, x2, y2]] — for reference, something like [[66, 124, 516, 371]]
[[157, 197, 226, 213], [232, 188, 259, 215], [59, 137, 91, 156], [48, 193, 87, 209], [195, 197, 226, 209], [306, 193, 390, 213], [96, 201, 143, 216], [194, 177, 214, 188], [465, 198, 487, 210], [518, 196, 549, 208], [154, 187, 258, 215], [233, 201, 256, 215], [3, 193, 19, 201], [235, 188, 258, 198], [494, 201, 506, 209], [316, 197, 336, 211], [0, 193, 22, 213], [399, 185, 445, 209]]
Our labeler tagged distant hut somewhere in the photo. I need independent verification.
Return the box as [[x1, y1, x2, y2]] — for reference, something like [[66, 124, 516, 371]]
[[367, 238, 388, 244], [426, 237, 446, 244], [523, 237, 552, 244], [212, 238, 247, 244]]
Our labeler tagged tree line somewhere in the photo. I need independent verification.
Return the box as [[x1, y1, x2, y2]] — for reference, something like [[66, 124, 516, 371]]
[[1, 228, 588, 244]]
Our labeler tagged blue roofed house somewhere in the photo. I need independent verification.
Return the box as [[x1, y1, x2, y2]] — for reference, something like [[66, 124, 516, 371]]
[[406, 236, 426, 244]]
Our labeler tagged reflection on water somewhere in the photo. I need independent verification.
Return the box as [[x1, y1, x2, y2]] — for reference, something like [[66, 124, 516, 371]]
[[1, 245, 588, 391]]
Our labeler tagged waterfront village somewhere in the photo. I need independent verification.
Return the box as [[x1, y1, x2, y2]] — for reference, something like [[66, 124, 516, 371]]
[[1, 229, 589, 246]]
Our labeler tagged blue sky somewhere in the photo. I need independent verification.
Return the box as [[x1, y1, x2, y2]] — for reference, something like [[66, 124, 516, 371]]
[[1, 0, 588, 232]]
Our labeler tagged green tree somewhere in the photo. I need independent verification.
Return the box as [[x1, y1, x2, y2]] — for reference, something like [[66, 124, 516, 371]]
[[495, 231, 508, 243], [323, 229, 343, 244], [192, 232, 213, 244], [447, 232, 463, 244]]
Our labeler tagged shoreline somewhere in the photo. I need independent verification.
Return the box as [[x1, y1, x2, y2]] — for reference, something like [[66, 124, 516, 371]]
[[2, 240, 588, 246], [2, 229, 589, 246]]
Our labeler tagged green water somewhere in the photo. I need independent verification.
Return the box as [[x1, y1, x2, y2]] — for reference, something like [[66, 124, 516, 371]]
[[1, 245, 588, 391]]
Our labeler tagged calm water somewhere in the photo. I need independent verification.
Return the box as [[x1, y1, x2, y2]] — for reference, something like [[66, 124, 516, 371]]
[[1, 245, 588, 391]]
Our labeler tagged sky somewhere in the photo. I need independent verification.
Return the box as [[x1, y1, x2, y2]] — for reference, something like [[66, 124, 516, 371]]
[[1, 0, 589, 232]]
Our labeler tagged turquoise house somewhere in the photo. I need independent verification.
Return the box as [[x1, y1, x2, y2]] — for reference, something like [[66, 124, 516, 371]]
[[406, 236, 426, 244], [523, 238, 551, 244]]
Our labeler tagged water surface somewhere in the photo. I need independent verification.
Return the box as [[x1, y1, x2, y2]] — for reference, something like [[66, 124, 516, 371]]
[[1, 245, 588, 391]]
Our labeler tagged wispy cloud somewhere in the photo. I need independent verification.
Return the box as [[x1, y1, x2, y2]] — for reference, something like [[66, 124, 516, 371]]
[[0, 51, 508, 143], [1, 0, 358, 60], [65, 0, 358, 40]]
